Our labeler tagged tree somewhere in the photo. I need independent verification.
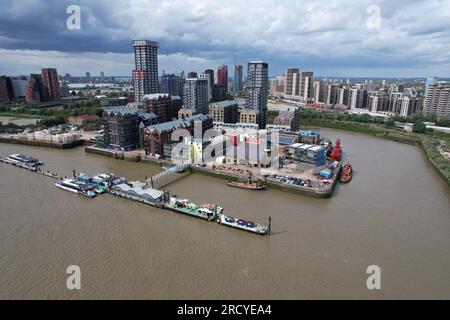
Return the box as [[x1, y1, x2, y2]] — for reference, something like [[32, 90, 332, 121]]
[[385, 119, 395, 128], [412, 120, 426, 133]]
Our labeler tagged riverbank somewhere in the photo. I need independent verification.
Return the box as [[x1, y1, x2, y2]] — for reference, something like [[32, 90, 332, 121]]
[[421, 139, 450, 185], [85, 145, 141, 161], [301, 119, 450, 185], [301, 119, 421, 144]]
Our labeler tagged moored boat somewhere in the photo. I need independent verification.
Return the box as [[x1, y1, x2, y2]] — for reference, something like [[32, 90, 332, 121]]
[[339, 162, 353, 183], [55, 178, 97, 198], [217, 214, 268, 235], [167, 198, 218, 220], [5, 154, 43, 167], [227, 175, 266, 190]]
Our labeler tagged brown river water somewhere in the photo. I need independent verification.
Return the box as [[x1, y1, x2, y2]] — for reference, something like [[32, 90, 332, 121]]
[[0, 128, 449, 299]]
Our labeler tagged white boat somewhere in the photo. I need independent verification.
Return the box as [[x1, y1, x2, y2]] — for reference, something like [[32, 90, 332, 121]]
[[55, 178, 96, 198], [217, 214, 268, 235], [6, 154, 43, 167]]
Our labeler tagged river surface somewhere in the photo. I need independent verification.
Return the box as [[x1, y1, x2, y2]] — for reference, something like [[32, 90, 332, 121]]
[[0, 129, 449, 299]]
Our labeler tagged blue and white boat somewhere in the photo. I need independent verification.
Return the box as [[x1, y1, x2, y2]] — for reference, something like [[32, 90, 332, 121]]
[[55, 178, 97, 198], [217, 214, 268, 235], [6, 154, 43, 167]]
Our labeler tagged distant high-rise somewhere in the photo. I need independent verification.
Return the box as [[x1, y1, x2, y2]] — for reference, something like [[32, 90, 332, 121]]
[[199, 73, 212, 101], [183, 78, 209, 115], [326, 84, 340, 105], [337, 88, 350, 106], [425, 77, 438, 95], [0, 76, 14, 101], [233, 65, 243, 93], [204, 69, 214, 100], [313, 80, 326, 103], [283, 69, 314, 102], [348, 88, 365, 110], [132, 40, 160, 102], [284, 68, 300, 97], [25, 74, 45, 102], [85, 72, 91, 83], [300, 72, 314, 101], [245, 61, 268, 128], [187, 72, 198, 79], [100, 71, 105, 82], [217, 65, 228, 91], [41, 68, 60, 101], [398, 96, 423, 117], [368, 93, 390, 112], [161, 74, 185, 98], [204, 69, 214, 85], [423, 84, 450, 119]]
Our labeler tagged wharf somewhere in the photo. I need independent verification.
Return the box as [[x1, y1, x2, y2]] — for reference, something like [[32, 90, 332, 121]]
[[84, 145, 141, 161], [190, 164, 340, 198], [1, 157, 270, 236], [83, 146, 340, 198], [0, 137, 84, 149]]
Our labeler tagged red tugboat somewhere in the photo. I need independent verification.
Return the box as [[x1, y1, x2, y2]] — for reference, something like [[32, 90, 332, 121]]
[[339, 162, 353, 183]]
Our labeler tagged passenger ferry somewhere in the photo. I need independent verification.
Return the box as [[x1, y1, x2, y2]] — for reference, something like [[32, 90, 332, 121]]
[[55, 178, 97, 198], [5, 154, 43, 167], [217, 214, 269, 235]]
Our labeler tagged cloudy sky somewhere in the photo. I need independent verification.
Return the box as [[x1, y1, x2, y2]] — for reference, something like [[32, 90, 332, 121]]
[[0, 0, 449, 77]]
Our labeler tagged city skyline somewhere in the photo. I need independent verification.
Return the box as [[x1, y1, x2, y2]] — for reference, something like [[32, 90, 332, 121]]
[[1, 0, 450, 77]]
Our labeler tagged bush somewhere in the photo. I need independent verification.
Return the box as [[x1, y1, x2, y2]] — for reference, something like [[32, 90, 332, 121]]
[[412, 121, 426, 133], [39, 116, 66, 127]]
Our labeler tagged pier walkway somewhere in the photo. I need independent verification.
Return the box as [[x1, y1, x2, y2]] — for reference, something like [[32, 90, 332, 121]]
[[146, 163, 191, 188]]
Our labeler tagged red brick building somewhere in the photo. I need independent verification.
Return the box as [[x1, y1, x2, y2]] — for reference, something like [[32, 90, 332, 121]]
[[144, 114, 213, 159], [144, 93, 182, 123], [67, 114, 99, 126], [0, 76, 14, 101], [25, 74, 44, 102], [25, 68, 60, 103], [41, 68, 60, 101]]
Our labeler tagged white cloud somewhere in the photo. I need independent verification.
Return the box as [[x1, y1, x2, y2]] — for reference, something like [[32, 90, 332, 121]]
[[0, 48, 220, 76]]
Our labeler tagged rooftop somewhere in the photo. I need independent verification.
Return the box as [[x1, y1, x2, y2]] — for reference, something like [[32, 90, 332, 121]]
[[103, 107, 144, 116], [146, 114, 212, 133], [112, 183, 164, 200], [298, 130, 320, 137], [143, 93, 181, 101], [210, 100, 239, 107]]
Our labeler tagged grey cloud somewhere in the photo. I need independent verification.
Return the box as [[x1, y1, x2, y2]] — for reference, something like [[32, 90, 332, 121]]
[[0, 0, 449, 76]]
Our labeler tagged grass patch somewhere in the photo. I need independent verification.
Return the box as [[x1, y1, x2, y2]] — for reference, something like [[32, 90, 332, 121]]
[[0, 112, 51, 119]]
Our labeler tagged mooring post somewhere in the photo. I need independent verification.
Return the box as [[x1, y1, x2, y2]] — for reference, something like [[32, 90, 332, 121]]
[[268, 216, 272, 236]]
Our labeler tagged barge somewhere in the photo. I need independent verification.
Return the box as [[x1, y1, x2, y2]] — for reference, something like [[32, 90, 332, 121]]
[[167, 198, 224, 221], [217, 214, 269, 235], [227, 180, 266, 190]]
